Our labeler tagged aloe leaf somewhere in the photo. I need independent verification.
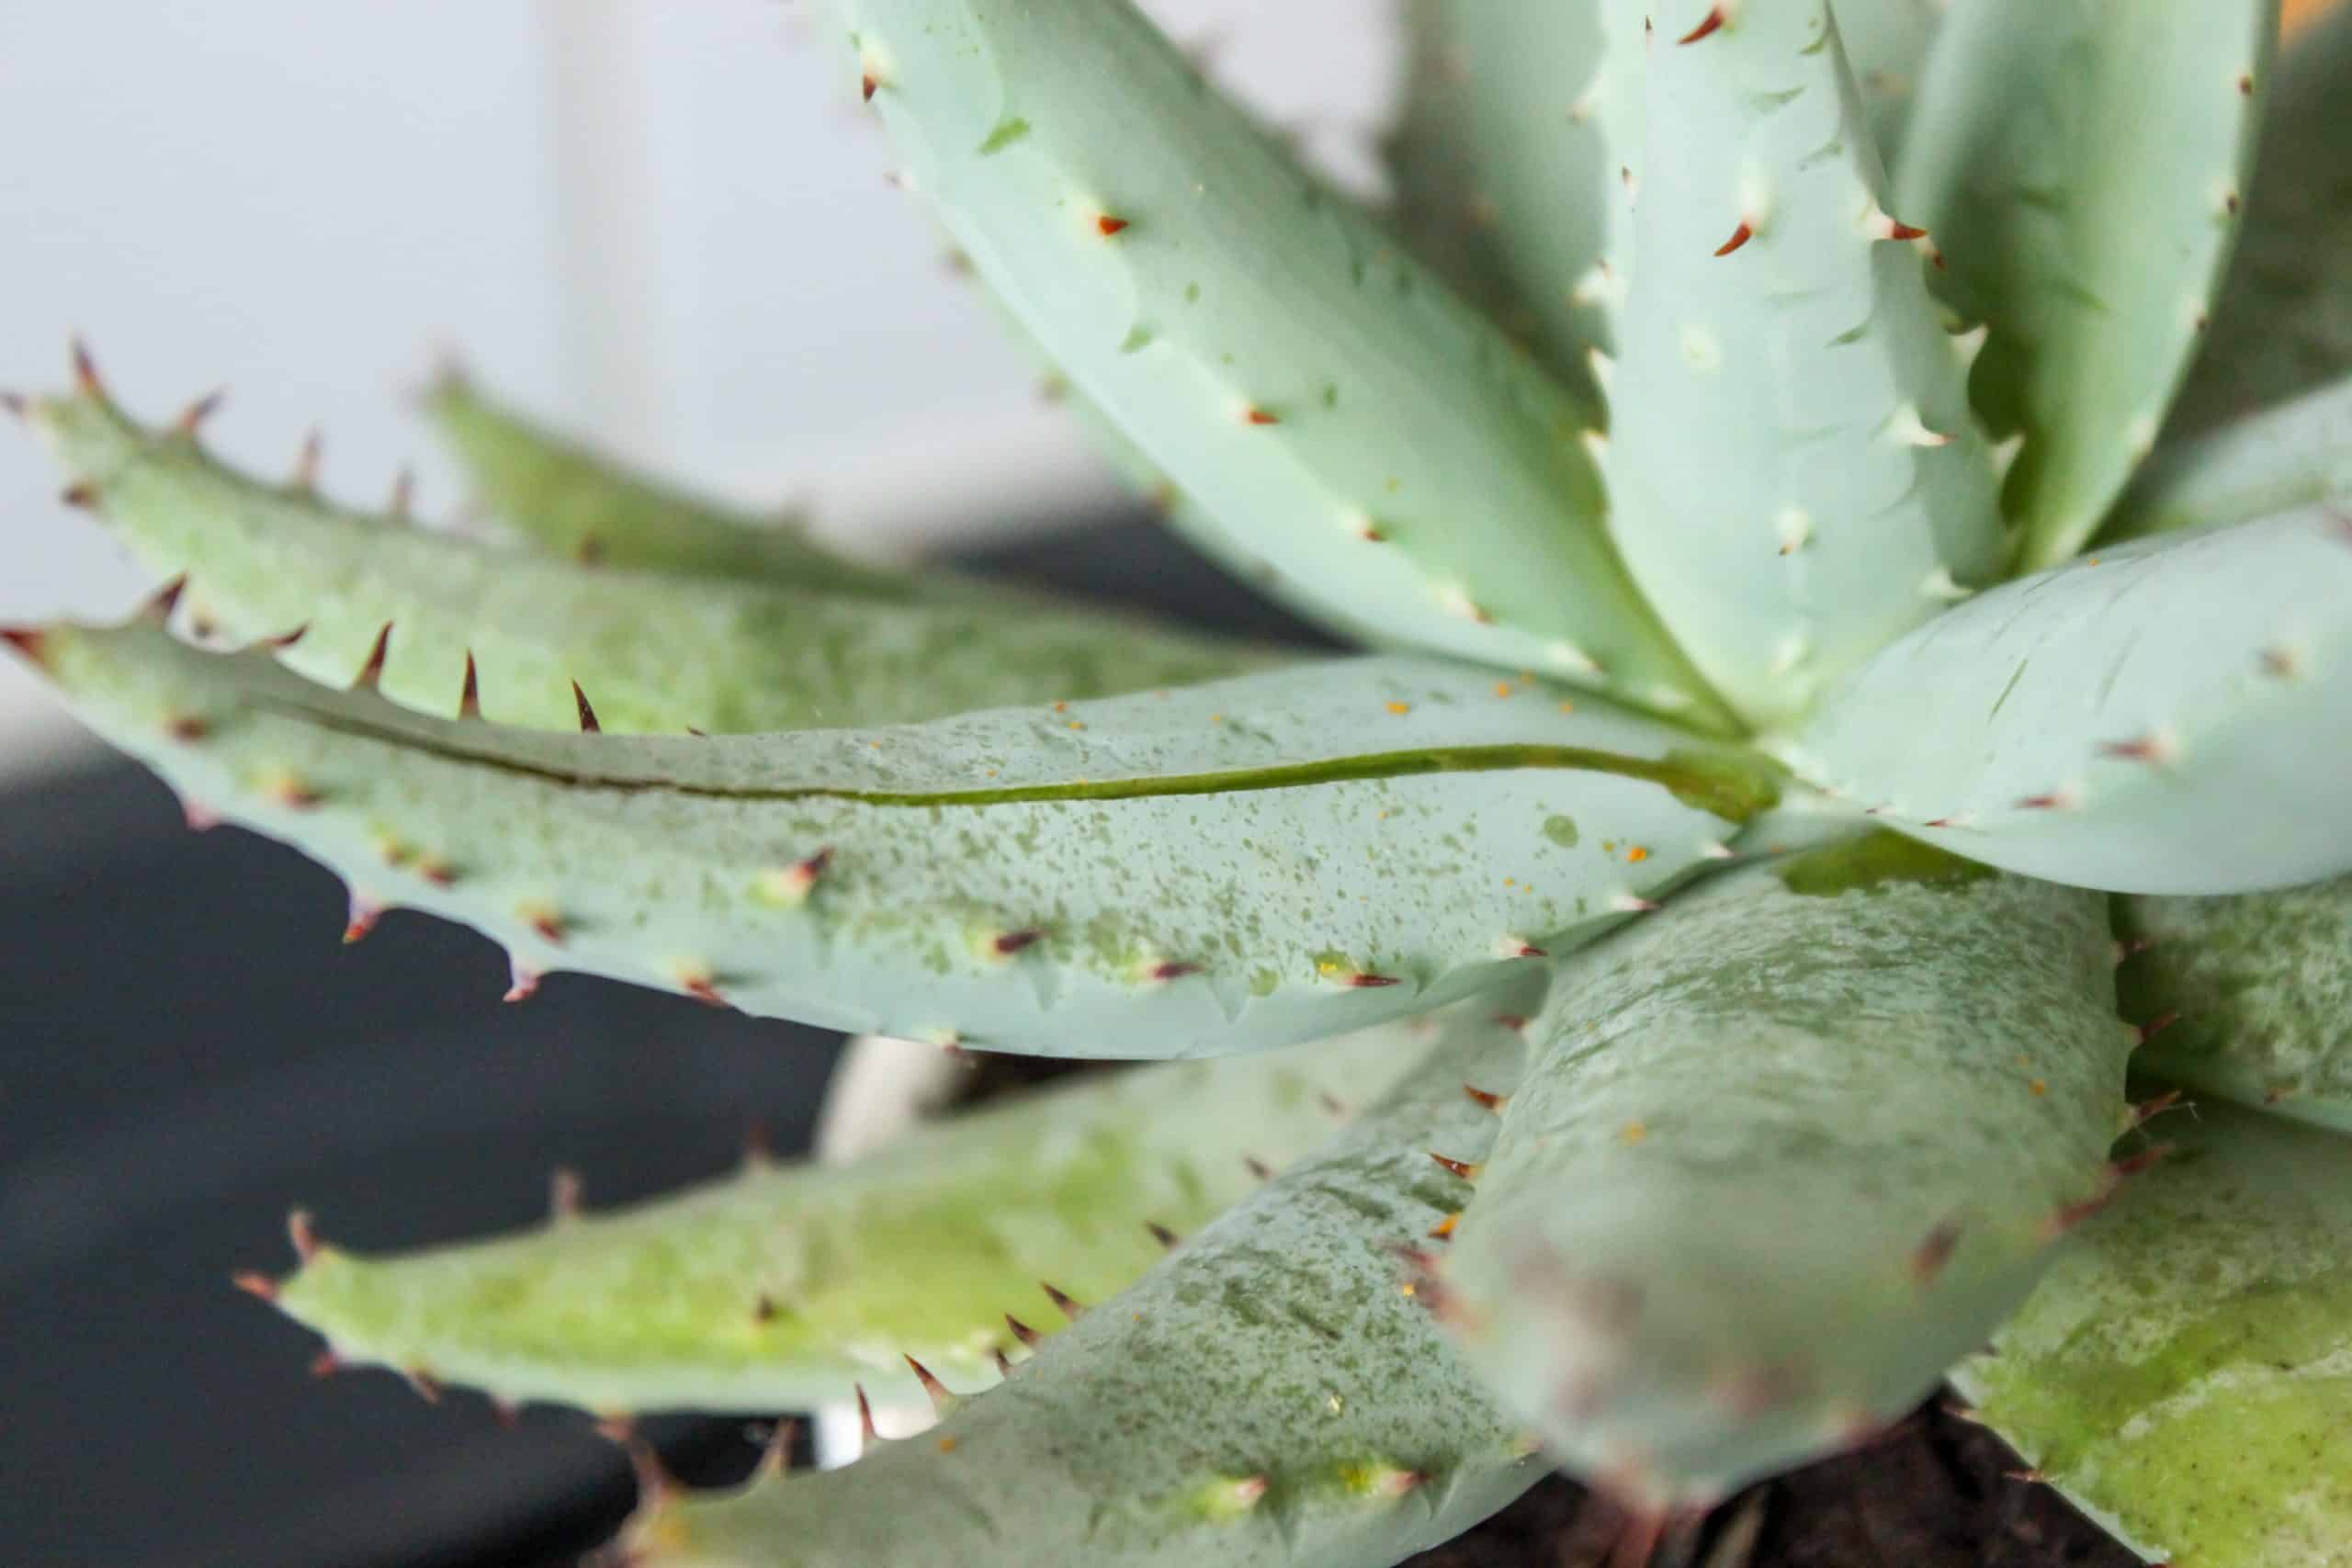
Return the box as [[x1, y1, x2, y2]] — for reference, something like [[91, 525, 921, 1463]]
[[611, 993, 1550, 1568], [1385, 0, 1943, 396], [266, 1024, 1426, 1415], [2105, 371, 2352, 543], [1603, 0, 2005, 728], [1955, 1097, 2352, 1567], [14, 376, 1273, 733], [1778, 508, 2352, 895], [2164, 2, 2352, 439], [839, 0, 1734, 729], [2117, 876, 2352, 1134], [6, 620, 1777, 1055], [1895, 0, 2278, 570], [422, 367, 926, 597], [1439, 841, 2135, 1507]]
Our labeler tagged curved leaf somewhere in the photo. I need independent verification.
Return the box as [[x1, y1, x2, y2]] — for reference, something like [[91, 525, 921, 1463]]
[[1441, 843, 2134, 1506], [839, 0, 1732, 728], [613, 994, 1550, 1568], [1896, 0, 2277, 569], [1780, 508, 2352, 895], [2164, 3, 2352, 437], [1604, 0, 2005, 727], [1955, 1097, 2352, 1567], [267, 1025, 1425, 1414], [2106, 371, 2352, 542], [423, 367, 924, 597], [17, 378, 1274, 733], [7, 622, 1776, 1055], [2119, 874, 2352, 1133]]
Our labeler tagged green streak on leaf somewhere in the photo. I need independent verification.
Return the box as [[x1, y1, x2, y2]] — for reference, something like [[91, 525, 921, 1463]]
[[978, 116, 1033, 153], [1543, 815, 1580, 849], [1777, 831, 1996, 898]]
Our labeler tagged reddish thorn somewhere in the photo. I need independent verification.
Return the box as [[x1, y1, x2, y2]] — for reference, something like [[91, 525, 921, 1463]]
[[2132, 1089, 2186, 1125], [1040, 1280, 1085, 1321], [2112, 1142, 2177, 1179], [571, 682, 602, 734], [355, 624, 393, 690], [390, 468, 416, 520], [991, 1347, 1016, 1377], [2239, 72, 2255, 95], [458, 652, 481, 719], [175, 389, 227, 437], [1317, 1090, 1348, 1117], [1146, 1221, 1180, 1250], [1429, 1151, 1482, 1181], [418, 856, 457, 887], [550, 1167, 583, 1221], [1713, 219, 1755, 256], [2006, 1468, 2047, 1484], [861, 72, 879, 102], [1492, 1013, 1529, 1032], [904, 1355, 956, 1413], [1510, 942, 1548, 959], [528, 908, 567, 947], [183, 798, 221, 832], [742, 1119, 775, 1168], [854, 1384, 879, 1449], [288, 1208, 321, 1262], [404, 1370, 446, 1404], [159, 713, 209, 746], [491, 1399, 521, 1429], [1244, 406, 1281, 426], [683, 974, 729, 1009], [342, 895, 382, 946], [1096, 214, 1131, 237], [1464, 1083, 1509, 1111], [2015, 792, 2068, 811], [2097, 736, 2167, 762], [503, 959, 542, 1006], [752, 1292, 779, 1325], [61, 480, 100, 510], [231, 1270, 279, 1303], [308, 1350, 342, 1379], [0, 389, 25, 420], [1004, 1314, 1042, 1349], [1244, 1155, 1275, 1181], [1428, 1213, 1459, 1240], [2136, 1011, 2181, 1046], [1678, 6, 1725, 43], [1886, 219, 1928, 241], [1346, 970, 1402, 988], [1924, 817, 1959, 829], [1148, 959, 1203, 982], [1909, 1218, 1962, 1285], [70, 336, 104, 397], [266, 622, 311, 650], [293, 429, 324, 490], [142, 573, 190, 624], [992, 927, 1047, 956]]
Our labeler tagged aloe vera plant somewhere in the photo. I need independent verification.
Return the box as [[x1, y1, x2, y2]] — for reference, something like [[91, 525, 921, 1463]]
[[10, 0, 2352, 1562]]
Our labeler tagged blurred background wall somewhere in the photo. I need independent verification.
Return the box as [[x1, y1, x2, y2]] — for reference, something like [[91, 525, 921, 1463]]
[[0, 0, 1393, 776]]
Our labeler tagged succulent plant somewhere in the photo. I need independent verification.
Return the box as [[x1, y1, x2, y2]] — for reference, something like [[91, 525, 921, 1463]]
[[9, 0, 2352, 1562]]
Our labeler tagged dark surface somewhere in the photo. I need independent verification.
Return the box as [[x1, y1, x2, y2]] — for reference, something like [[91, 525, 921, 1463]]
[[0, 518, 2139, 1568]]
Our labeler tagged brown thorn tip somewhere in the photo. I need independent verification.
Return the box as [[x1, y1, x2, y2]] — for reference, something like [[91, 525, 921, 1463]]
[[861, 72, 879, 101], [0, 389, 26, 419], [1493, 1013, 1529, 1032], [1147, 1221, 1181, 1249], [343, 895, 382, 946], [1909, 1218, 1962, 1285], [70, 336, 103, 396], [309, 1350, 342, 1379], [572, 682, 602, 733], [231, 1269, 279, 1303], [1887, 220, 1928, 241], [1464, 1084, 1509, 1112], [1678, 6, 1726, 43], [406, 1369, 445, 1404], [267, 622, 311, 650], [1148, 959, 1203, 982], [356, 624, 394, 689], [1245, 406, 1281, 425], [1346, 970, 1402, 988], [854, 1383, 879, 1444], [1004, 1314, 1041, 1348], [992, 927, 1046, 956], [1244, 1155, 1275, 1181], [1429, 1152, 1483, 1181], [904, 1355, 956, 1413], [551, 1167, 583, 1221], [61, 480, 101, 510], [145, 573, 190, 622], [1713, 219, 1755, 256], [503, 960, 542, 1005], [2005, 1468, 2046, 1484], [1041, 1281, 1085, 1320], [176, 389, 227, 436], [0, 626, 48, 663], [294, 430, 324, 488], [390, 468, 416, 519], [288, 1208, 321, 1262], [2136, 1011, 2181, 1046], [1096, 214, 1131, 236], [458, 653, 482, 719]]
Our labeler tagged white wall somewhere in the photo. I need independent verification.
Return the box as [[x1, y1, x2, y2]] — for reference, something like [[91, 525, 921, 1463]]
[[0, 1, 1394, 777]]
